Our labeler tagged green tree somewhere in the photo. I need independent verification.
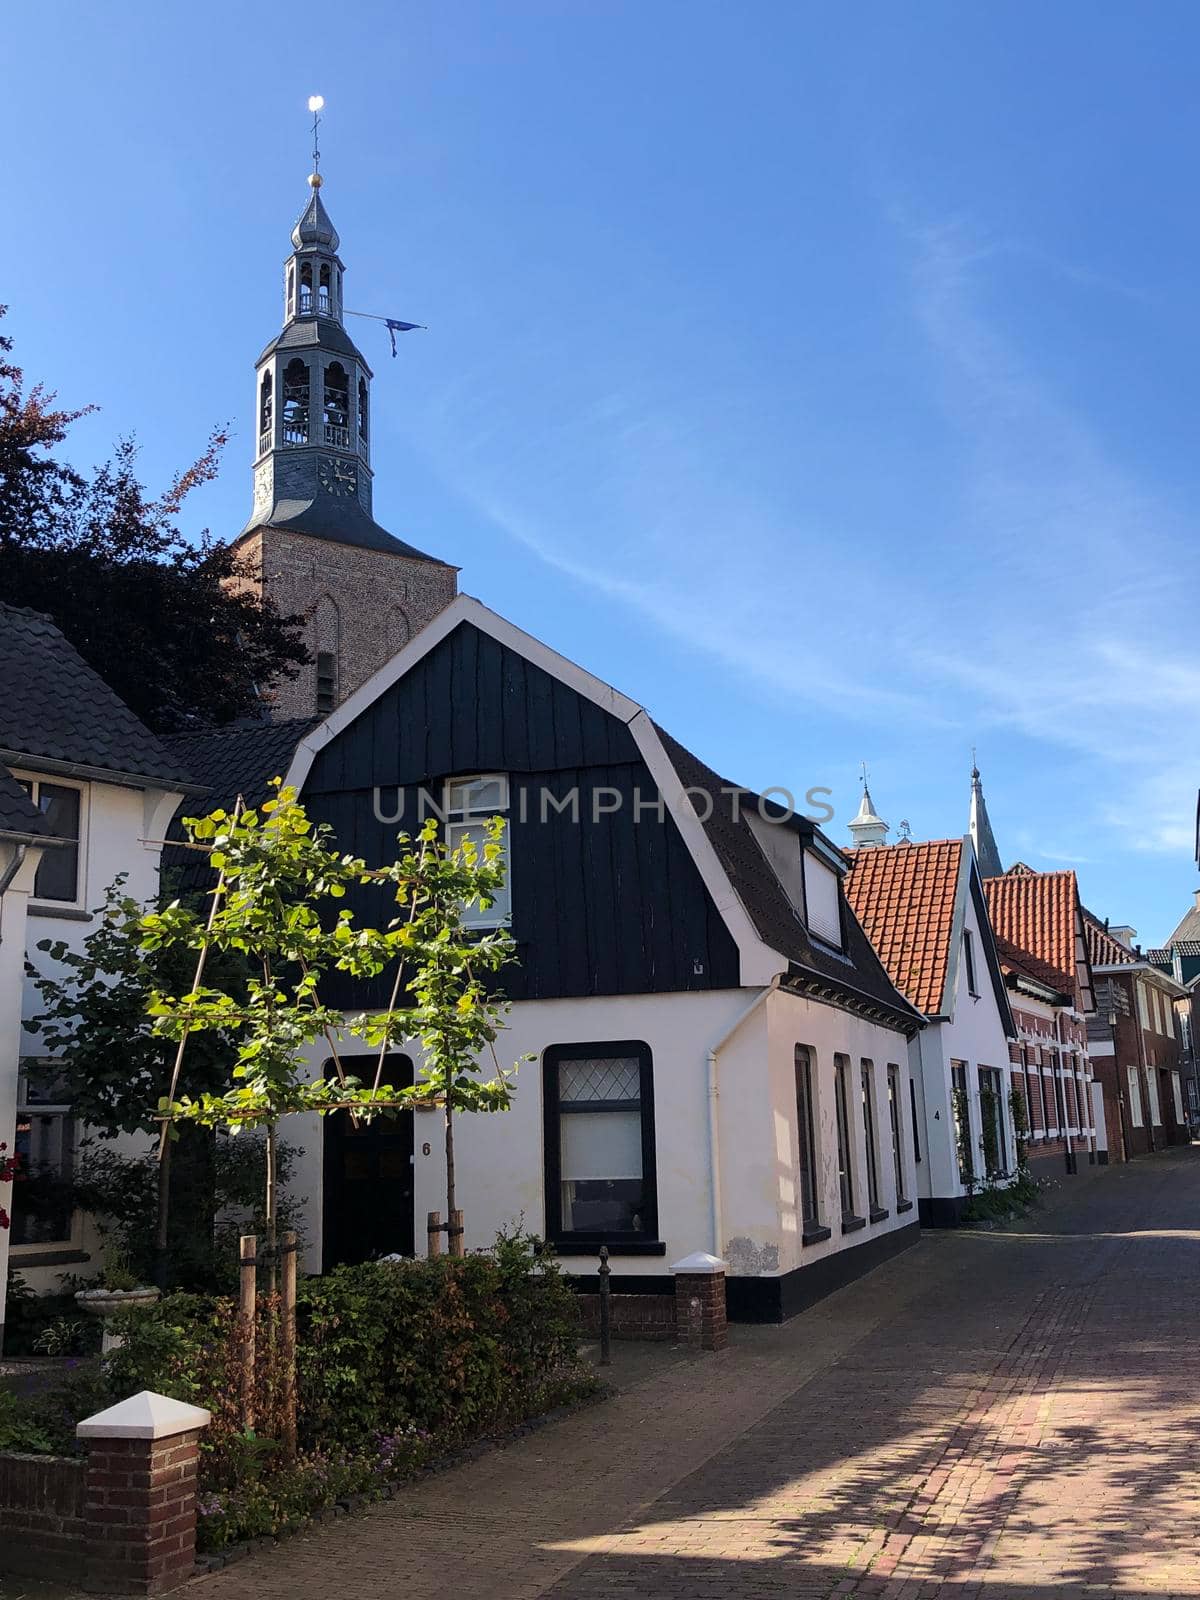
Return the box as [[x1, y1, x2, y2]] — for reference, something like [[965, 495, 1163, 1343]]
[[0, 307, 307, 730], [30, 879, 244, 1285], [141, 785, 520, 1262]]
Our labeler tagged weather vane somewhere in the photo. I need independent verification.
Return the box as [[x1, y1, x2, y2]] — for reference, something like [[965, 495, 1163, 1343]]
[[860, 760, 870, 790], [308, 94, 325, 187]]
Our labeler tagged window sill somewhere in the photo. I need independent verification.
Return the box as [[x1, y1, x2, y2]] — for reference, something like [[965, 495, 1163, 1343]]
[[868, 1206, 890, 1224], [9, 1247, 91, 1268], [801, 1224, 832, 1246], [840, 1213, 866, 1235], [554, 1238, 667, 1257], [28, 904, 92, 922], [896, 1200, 914, 1214]]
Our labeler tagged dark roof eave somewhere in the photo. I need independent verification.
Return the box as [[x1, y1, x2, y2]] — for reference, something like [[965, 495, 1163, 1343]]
[[0, 748, 204, 794], [783, 964, 924, 1037]]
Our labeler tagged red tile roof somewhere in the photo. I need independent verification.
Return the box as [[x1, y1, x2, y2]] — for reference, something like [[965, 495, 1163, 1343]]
[[983, 868, 1079, 997], [1082, 911, 1137, 969], [843, 839, 964, 1016]]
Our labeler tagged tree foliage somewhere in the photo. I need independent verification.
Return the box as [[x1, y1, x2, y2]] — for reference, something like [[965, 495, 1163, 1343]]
[[0, 306, 307, 730], [141, 785, 522, 1224]]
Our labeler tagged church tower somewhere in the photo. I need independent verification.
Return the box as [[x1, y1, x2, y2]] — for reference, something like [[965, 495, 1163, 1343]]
[[233, 160, 457, 719]]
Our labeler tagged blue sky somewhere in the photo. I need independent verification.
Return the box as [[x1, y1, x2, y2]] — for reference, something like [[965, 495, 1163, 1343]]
[[7, 1, 1200, 943]]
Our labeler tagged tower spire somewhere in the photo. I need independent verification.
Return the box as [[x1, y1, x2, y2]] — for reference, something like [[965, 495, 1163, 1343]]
[[969, 757, 1003, 878], [847, 763, 889, 849]]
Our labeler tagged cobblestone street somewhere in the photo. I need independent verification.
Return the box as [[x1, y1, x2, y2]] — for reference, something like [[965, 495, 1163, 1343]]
[[195, 1151, 1200, 1600]]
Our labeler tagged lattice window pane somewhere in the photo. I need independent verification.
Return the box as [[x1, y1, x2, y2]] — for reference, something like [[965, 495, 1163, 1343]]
[[559, 1058, 641, 1104]]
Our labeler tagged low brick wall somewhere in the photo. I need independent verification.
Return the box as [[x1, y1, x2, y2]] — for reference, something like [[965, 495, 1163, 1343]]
[[577, 1291, 677, 1341], [0, 1450, 88, 1582]]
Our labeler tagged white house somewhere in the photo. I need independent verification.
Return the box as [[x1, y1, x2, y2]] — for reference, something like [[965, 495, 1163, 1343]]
[[843, 821, 1019, 1224], [170, 594, 926, 1321], [0, 604, 193, 1339]]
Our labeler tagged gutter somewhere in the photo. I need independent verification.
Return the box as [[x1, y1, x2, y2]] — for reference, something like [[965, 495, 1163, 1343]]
[[0, 749, 206, 796], [705, 976, 780, 1256]]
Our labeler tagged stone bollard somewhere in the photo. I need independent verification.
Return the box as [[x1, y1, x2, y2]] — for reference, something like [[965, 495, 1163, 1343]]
[[77, 1390, 211, 1595], [669, 1251, 729, 1352]]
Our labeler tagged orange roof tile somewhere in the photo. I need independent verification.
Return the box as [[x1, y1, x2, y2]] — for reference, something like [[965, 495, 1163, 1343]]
[[1083, 910, 1137, 969], [983, 868, 1078, 996], [843, 839, 964, 1016]]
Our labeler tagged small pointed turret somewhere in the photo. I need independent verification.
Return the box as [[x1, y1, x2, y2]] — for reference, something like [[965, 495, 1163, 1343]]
[[848, 780, 889, 849], [969, 762, 1003, 878]]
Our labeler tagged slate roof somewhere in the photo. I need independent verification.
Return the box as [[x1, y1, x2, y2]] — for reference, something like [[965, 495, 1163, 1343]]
[[242, 495, 445, 561], [842, 839, 964, 1016], [255, 317, 365, 369], [654, 727, 921, 1029], [0, 605, 195, 788], [1153, 940, 1200, 960], [160, 717, 319, 894], [0, 763, 56, 841], [984, 868, 1080, 997]]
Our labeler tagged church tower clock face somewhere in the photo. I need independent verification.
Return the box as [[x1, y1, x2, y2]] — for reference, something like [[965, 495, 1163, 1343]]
[[317, 456, 358, 497]]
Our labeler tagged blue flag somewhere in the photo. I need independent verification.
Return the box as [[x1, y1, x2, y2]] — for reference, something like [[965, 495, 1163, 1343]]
[[386, 318, 422, 356]]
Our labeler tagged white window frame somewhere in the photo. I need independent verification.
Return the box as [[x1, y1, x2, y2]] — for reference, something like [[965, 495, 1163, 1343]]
[[12, 771, 88, 911], [803, 850, 843, 949], [443, 774, 511, 929], [1172, 1071, 1185, 1124], [1136, 981, 1149, 1032], [1127, 1066, 1144, 1127], [10, 1059, 77, 1250], [1146, 1067, 1162, 1127]]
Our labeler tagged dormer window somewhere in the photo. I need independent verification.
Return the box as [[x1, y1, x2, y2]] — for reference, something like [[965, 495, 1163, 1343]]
[[803, 850, 843, 948], [444, 775, 511, 928]]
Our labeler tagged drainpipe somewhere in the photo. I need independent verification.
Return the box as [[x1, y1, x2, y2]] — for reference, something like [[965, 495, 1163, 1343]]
[[0, 845, 26, 943], [705, 976, 780, 1256], [1055, 1010, 1077, 1175]]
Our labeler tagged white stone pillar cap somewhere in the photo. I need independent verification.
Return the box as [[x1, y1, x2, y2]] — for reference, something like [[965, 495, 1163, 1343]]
[[76, 1390, 212, 1441], [669, 1251, 728, 1275]]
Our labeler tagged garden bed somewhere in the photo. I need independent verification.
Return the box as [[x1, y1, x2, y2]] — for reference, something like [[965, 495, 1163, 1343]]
[[0, 1232, 600, 1553]]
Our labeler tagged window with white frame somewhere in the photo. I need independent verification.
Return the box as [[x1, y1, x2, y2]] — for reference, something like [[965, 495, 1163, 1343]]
[[803, 851, 843, 948], [963, 929, 980, 996], [15, 776, 84, 905], [542, 1041, 657, 1246], [1136, 982, 1149, 1031], [1172, 1071, 1185, 1124], [887, 1065, 907, 1203], [1146, 1067, 1162, 1127], [1127, 1066, 1144, 1127], [443, 775, 511, 928], [12, 1062, 75, 1246]]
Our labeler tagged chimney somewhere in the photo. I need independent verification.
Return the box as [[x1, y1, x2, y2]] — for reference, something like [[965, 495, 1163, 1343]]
[[1194, 888, 1200, 911], [1109, 925, 1137, 949]]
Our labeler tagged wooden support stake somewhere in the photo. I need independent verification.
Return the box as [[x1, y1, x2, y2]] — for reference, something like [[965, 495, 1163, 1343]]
[[427, 1210, 442, 1259], [239, 1234, 257, 1433], [280, 1231, 298, 1462], [448, 1209, 465, 1258]]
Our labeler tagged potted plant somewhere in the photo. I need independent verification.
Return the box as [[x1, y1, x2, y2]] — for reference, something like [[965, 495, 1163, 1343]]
[[75, 1244, 161, 1351]]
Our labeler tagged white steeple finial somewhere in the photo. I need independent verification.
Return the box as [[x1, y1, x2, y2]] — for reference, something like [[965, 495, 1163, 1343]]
[[847, 764, 889, 849], [969, 756, 1003, 878]]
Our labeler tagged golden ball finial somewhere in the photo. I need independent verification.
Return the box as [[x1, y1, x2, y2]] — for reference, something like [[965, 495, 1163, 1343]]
[[308, 172, 323, 189]]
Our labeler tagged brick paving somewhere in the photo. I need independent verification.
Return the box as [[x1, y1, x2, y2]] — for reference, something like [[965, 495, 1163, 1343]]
[[195, 1150, 1200, 1600]]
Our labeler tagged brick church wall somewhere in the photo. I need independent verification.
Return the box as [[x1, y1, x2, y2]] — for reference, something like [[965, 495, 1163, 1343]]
[[234, 527, 457, 720]]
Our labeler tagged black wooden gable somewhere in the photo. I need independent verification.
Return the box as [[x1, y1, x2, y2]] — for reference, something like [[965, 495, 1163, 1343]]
[[303, 621, 741, 1005]]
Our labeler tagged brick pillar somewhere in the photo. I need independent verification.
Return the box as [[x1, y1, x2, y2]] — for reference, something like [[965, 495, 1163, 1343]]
[[670, 1250, 728, 1351], [77, 1389, 211, 1595]]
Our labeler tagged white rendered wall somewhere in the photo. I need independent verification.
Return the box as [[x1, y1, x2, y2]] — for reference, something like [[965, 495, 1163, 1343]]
[[11, 778, 183, 1294], [285, 985, 918, 1285], [0, 846, 42, 1334]]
